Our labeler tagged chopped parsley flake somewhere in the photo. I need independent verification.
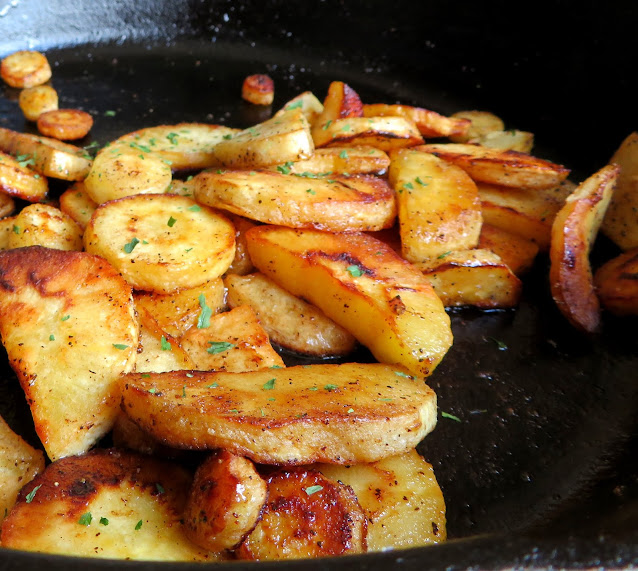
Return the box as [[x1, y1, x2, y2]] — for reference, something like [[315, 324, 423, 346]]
[[306, 188, 316, 195], [437, 251, 452, 259], [286, 100, 303, 110], [167, 216, 177, 227], [166, 132, 179, 145], [160, 336, 172, 351], [347, 408, 354, 413], [187, 204, 201, 212], [339, 149, 348, 159], [12, 225, 20, 234], [324, 384, 338, 391], [276, 161, 294, 175], [123, 237, 140, 254], [305, 485, 323, 496], [135, 519, 143, 530], [262, 378, 276, 390], [441, 411, 462, 422], [155, 483, 165, 494], [346, 265, 363, 277], [49, 334, 55, 341], [113, 343, 129, 350], [207, 341, 234, 354], [99, 517, 109, 526], [78, 512, 93, 526], [104, 110, 116, 117], [206, 382, 219, 389], [25, 484, 42, 503], [197, 293, 212, 329], [489, 337, 508, 350], [61, 314, 70, 321]]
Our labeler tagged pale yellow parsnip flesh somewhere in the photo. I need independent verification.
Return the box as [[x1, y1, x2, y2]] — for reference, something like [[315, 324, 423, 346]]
[[245, 226, 452, 377]]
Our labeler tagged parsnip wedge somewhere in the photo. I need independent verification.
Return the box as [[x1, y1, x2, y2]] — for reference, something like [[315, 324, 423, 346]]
[[594, 248, 638, 315], [415, 249, 522, 309], [363, 103, 470, 139], [194, 170, 396, 232], [119, 362, 438, 465], [313, 81, 364, 125], [184, 450, 267, 552], [111, 123, 239, 171], [2, 448, 223, 561], [274, 91, 324, 123], [601, 132, 638, 250], [0, 127, 92, 181], [389, 148, 482, 261], [236, 468, 366, 560], [225, 272, 357, 357], [312, 116, 423, 151], [550, 164, 619, 332], [211, 108, 314, 168], [268, 146, 390, 176], [0, 150, 48, 202], [315, 449, 446, 551], [418, 143, 570, 189], [0, 247, 139, 461], [448, 110, 505, 143], [478, 223, 539, 276], [84, 193, 236, 293], [246, 226, 452, 377]]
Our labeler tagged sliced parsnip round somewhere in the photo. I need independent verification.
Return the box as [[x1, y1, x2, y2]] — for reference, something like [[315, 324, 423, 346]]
[[0, 50, 51, 88], [241, 74, 275, 106], [184, 451, 268, 551], [84, 148, 172, 204], [84, 193, 236, 293], [0, 150, 48, 202], [8, 203, 84, 251], [594, 248, 638, 315], [59, 181, 98, 229], [111, 123, 240, 171], [549, 164, 619, 332], [18, 85, 58, 121], [36, 108, 93, 141]]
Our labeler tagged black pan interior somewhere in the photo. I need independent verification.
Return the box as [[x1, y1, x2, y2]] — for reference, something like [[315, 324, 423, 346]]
[[0, 1, 638, 569]]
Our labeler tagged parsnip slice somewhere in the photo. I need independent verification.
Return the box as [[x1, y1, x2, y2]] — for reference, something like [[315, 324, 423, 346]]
[[470, 129, 534, 153], [478, 223, 539, 275], [313, 81, 364, 125], [0, 50, 51, 88], [8, 203, 84, 251], [84, 194, 236, 293], [236, 468, 366, 560], [0, 415, 45, 522], [0, 127, 92, 181], [18, 85, 58, 121], [211, 108, 314, 168], [274, 91, 324, 124], [241, 74, 275, 106], [0, 149, 48, 202], [316, 449, 446, 551], [0, 247, 139, 461], [1, 449, 223, 561], [601, 131, 638, 250], [246, 226, 452, 377], [268, 146, 390, 176], [363, 103, 470, 139], [111, 123, 239, 171], [194, 170, 396, 232], [119, 363, 437, 465], [225, 272, 357, 357], [415, 249, 522, 309], [550, 164, 619, 332], [594, 248, 638, 315], [59, 181, 98, 229], [36, 108, 93, 141], [184, 451, 267, 551], [418, 143, 570, 189], [389, 148, 482, 261], [448, 110, 505, 143]]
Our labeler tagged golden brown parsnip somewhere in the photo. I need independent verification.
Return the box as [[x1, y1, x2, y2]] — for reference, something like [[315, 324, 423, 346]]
[[18, 84, 58, 121], [241, 74, 275, 105], [36, 109, 93, 141], [8, 203, 84, 251], [119, 363, 438, 465], [478, 223, 539, 275], [550, 164, 619, 332], [184, 450, 268, 551], [59, 181, 98, 229], [448, 110, 505, 143], [236, 468, 366, 560], [0, 50, 51, 88], [245, 225, 452, 377], [594, 248, 638, 315], [0, 150, 48, 202], [268, 146, 391, 176]]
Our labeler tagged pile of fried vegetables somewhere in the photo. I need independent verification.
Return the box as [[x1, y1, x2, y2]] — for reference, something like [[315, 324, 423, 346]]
[[0, 50, 634, 562]]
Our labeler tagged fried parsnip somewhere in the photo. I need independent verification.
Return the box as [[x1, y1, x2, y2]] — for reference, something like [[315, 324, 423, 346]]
[[448, 110, 505, 143], [550, 164, 619, 332], [0, 415, 45, 521], [7, 203, 84, 251], [418, 143, 570, 189], [119, 363, 438, 465], [274, 91, 324, 124], [0, 192, 15, 218], [194, 170, 396, 232], [471, 129, 534, 153], [211, 108, 314, 168], [84, 147, 172, 204], [1, 449, 223, 561], [0, 149, 48, 202], [242, 74, 275, 106], [601, 131, 638, 250], [0, 50, 51, 88], [36, 109, 93, 141], [0, 215, 17, 249], [225, 272, 358, 357], [389, 148, 482, 261], [478, 223, 539, 275], [0, 247, 139, 461], [0, 127, 92, 181], [415, 249, 522, 309], [59, 181, 98, 229], [313, 81, 363, 124], [268, 146, 390, 176], [316, 449, 446, 551], [594, 248, 638, 315], [184, 450, 268, 551], [223, 213, 257, 276], [84, 193, 236, 293], [246, 226, 452, 377], [133, 277, 226, 339], [111, 123, 239, 171], [236, 468, 366, 560], [363, 103, 470, 139], [179, 304, 285, 371], [18, 84, 58, 121]]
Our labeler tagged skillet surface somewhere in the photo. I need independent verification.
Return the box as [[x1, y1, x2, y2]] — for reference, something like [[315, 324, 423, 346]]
[[0, 1, 638, 568]]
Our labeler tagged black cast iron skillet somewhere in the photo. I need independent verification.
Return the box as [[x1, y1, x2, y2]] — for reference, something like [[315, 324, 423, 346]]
[[0, 0, 637, 568]]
